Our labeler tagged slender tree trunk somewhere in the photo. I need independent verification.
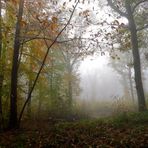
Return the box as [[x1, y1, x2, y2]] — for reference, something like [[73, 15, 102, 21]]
[[67, 64, 73, 108], [122, 74, 130, 99], [68, 79, 72, 107], [27, 56, 33, 118], [128, 66, 135, 103], [27, 79, 32, 118], [125, 1, 146, 111], [38, 94, 42, 117], [9, 0, 24, 129], [50, 59, 54, 100]]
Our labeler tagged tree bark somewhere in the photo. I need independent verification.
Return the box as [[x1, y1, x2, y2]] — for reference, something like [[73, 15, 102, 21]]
[[9, 0, 24, 129], [0, 75, 3, 130], [0, 0, 4, 130], [125, 1, 146, 111]]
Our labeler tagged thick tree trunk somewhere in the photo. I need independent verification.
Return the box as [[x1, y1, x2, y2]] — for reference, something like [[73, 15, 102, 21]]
[[0, 0, 4, 130], [0, 75, 3, 130], [125, 1, 146, 111], [9, 0, 24, 129]]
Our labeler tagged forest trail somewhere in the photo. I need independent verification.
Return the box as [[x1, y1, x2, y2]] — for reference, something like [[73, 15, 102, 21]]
[[0, 112, 148, 147]]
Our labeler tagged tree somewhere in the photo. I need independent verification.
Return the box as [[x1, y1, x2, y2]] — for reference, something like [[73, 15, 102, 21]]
[[107, 0, 148, 111], [0, 0, 17, 129], [109, 50, 135, 103], [18, 1, 79, 126], [9, 0, 25, 129]]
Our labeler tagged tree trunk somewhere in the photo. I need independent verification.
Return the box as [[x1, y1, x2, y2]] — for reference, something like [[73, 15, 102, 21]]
[[0, 75, 3, 130], [68, 79, 72, 107], [50, 59, 54, 100], [125, 1, 146, 111], [27, 79, 32, 118], [0, 0, 4, 130], [128, 66, 135, 103], [67, 64, 73, 108], [122, 74, 130, 99], [27, 57, 33, 118], [9, 0, 24, 129], [38, 95, 42, 117]]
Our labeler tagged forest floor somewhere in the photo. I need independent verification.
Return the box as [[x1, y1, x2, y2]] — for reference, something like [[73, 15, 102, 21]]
[[0, 111, 148, 148]]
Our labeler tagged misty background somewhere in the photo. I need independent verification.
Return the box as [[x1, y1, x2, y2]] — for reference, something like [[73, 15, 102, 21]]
[[79, 55, 148, 101]]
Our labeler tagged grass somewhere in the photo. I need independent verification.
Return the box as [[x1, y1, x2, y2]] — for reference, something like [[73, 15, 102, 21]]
[[0, 111, 148, 147]]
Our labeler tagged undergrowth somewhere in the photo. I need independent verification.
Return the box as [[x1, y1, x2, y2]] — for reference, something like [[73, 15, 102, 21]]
[[0, 111, 148, 147]]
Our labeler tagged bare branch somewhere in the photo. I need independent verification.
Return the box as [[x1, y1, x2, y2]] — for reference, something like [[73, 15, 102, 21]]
[[107, 0, 128, 17], [132, 0, 148, 13], [21, 36, 78, 44], [22, 52, 47, 66], [21, 35, 100, 45]]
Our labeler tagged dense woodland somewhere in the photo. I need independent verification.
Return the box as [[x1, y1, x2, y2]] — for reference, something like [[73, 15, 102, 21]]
[[0, 0, 148, 147]]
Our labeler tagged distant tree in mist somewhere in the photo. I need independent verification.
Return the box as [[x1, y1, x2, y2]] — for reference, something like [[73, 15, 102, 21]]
[[107, 0, 148, 111]]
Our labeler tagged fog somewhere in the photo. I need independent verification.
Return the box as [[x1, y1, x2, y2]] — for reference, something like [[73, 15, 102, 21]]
[[79, 55, 124, 101], [79, 55, 148, 102]]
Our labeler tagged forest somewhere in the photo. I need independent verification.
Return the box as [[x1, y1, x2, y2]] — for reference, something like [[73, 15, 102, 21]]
[[0, 0, 148, 147]]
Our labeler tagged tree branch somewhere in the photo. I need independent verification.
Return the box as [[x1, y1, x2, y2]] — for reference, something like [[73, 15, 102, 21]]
[[132, 0, 148, 13], [18, 0, 79, 126], [21, 36, 78, 44], [22, 52, 49, 67], [107, 0, 128, 17]]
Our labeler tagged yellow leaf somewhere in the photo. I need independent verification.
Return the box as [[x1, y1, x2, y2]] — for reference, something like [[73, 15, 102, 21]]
[[20, 20, 27, 27], [52, 16, 58, 23]]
